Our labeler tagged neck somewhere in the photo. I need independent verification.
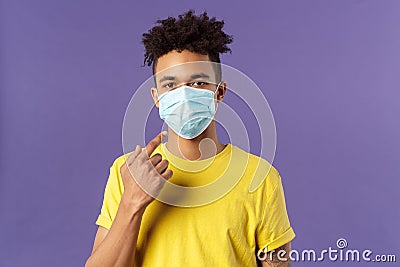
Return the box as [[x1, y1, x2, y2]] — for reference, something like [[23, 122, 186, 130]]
[[165, 121, 226, 160]]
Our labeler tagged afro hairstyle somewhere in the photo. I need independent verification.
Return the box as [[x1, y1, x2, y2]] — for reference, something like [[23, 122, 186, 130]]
[[141, 9, 233, 82]]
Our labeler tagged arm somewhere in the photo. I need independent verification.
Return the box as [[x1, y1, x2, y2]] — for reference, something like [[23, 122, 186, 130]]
[[85, 132, 172, 267], [260, 242, 292, 267], [256, 171, 295, 267], [85, 194, 146, 267]]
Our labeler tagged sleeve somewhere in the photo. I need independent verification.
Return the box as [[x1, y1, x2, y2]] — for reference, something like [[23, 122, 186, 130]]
[[255, 172, 295, 252], [95, 156, 125, 230]]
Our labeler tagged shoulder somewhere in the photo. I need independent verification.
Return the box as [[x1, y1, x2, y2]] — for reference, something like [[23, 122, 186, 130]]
[[109, 151, 134, 171], [230, 145, 281, 193]]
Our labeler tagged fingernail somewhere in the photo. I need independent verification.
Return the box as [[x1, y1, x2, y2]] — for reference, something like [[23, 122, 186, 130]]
[[161, 131, 168, 137]]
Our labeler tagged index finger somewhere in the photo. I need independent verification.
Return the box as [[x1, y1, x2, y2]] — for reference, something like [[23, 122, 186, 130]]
[[145, 131, 167, 157]]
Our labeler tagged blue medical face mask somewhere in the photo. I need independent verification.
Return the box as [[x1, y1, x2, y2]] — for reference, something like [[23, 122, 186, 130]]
[[157, 82, 221, 139]]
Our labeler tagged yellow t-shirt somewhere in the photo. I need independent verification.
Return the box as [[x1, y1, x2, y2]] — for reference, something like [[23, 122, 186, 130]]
[[95, 143, 295, 266]]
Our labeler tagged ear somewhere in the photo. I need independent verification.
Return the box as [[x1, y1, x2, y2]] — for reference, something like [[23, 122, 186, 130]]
[[151, 87, 159, 108], [216, 81, 227, 102]]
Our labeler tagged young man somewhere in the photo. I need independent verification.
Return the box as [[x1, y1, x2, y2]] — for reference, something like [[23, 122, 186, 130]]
[[86, 10, 295, 267]]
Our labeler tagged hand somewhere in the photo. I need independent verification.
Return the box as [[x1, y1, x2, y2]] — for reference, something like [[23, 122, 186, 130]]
[[120, 132, 173, 209]]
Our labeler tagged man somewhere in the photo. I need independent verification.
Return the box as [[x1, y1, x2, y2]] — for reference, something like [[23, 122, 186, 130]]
[[86, 10, 295, 267]]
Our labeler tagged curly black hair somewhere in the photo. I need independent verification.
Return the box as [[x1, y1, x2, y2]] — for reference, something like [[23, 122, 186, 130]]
[[141, 10, 233, 81]]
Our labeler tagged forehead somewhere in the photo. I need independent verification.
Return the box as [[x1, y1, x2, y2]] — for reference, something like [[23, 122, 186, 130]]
[[154, 50, 216, 83]]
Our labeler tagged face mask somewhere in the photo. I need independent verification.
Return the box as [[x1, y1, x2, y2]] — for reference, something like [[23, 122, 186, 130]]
[[158, 83, 221, 139]]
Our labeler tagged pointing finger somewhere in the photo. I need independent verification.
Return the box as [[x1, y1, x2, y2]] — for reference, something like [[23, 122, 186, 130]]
[[145, 131, 167, 157]]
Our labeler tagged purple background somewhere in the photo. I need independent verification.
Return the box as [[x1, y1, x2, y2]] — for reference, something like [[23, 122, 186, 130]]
[[1, 1, 399, 266]]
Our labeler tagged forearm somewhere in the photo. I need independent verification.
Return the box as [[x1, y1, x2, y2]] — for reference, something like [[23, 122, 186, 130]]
[[261, 242, 292, 267], [261, 258, 291, 267], [85, 194, 146, 267]]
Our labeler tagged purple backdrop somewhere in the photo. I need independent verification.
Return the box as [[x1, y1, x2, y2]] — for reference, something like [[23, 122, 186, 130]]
[[1, 1, 399, 266]]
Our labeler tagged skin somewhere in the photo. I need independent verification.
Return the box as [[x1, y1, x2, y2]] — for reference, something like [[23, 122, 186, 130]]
[[150, 50, 228, 160], [85, 132, 172, 267], [85, 49, 291, 266], [261, 243, 292, 267]]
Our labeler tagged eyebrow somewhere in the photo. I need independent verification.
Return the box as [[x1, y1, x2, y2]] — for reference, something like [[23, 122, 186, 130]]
[[190, 73, 210, 80], [158, 72, 211, 84]]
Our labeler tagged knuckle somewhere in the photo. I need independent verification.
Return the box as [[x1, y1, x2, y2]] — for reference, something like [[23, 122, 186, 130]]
[[144, 163, 152, 171], [120, 164, 125, 171], [153, 153, 161, 159]]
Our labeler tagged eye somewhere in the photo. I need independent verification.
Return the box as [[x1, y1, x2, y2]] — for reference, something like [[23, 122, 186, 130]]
[[163, 82, 175, 89], [192, 81, 209, 87]]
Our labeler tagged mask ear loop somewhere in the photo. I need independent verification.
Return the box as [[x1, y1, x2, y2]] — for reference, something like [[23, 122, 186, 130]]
[[155, 85, 170, 104], [154, 87, 161, 106], [214, 81, 223, 95], [214, 81, 223, 112]]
